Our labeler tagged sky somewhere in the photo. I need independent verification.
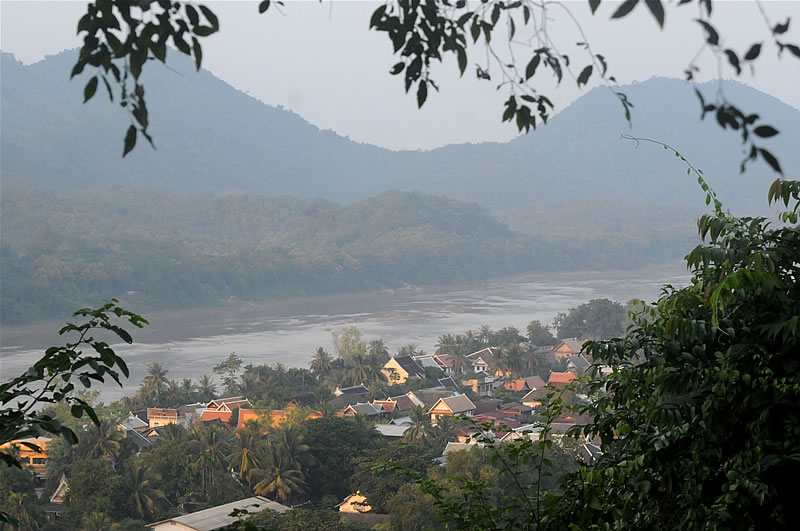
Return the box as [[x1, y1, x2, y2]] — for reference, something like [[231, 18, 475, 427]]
[[1, 0, 799, 150]]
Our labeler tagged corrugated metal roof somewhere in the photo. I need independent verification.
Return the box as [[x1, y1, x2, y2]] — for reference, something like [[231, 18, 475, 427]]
[[148, 496, 289, 530]]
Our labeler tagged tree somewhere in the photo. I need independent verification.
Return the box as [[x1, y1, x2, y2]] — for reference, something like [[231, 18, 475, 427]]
[[80, 420, 124, 461], [192, 424, 229, 497], [367, 339, 390, 364], [65, 457, 120, 525], [403, 406, 432, 444], [143, 362, 168, 405], [553, 298, 625, 340], [122, 462, 165, 521], [309, 347, 333, 380], [526, 320, 555, 346], [252, 442, 306, 502], [229, 428, 264, 488], [351, 442, 434, 513], [196, 374, 217, 402], [385, 484, 442, 531], [332, 327, 366, 364], [213, 352, 244, 396]]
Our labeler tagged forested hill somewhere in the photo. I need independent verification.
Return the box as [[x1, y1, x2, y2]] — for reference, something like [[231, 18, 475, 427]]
[[3, 50, 799, 227], [0, 186, 679, 325]]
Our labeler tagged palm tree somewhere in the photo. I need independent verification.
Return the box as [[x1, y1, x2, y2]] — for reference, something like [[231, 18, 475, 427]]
[[5, 492, 38, 530], [143, 362, 168, 404], [367, 339, 390, 363], [197, 374, 217, 402], [435, 334, 458, 355], [309, 347, 333, 380], [347, 352, 371, 386], [272, 425, 310, 468], [229, 428, 264, 487], [452, 354, 467, 376], [492, 347, 511, 377], [396, 344, 418, 357], [83, 421, 123, 461], [180, 378, 196, 401], [123, 462, 165, 521], [431, 415, 460, 449], [403, 405, 431, 443], [166, 379, 181, 405], [478, 324, 492, 345], [252, 443, 307, 502], [81, 512, 112, 531], [193, 424, 229, 495]]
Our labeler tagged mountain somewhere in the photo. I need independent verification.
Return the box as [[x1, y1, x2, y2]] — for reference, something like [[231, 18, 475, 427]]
[[2, 50, 798, 227]]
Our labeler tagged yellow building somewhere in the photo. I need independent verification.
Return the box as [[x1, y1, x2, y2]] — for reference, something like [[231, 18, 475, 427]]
[[336, 492, 371, 513], [381, 356, 425, 385], [147, 408, 178, 428], [0, 436, 51, 477]]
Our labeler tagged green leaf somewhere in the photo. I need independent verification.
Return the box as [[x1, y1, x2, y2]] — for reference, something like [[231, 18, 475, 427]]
[[70, 405, 83, 418], [83, 76, 98, 102], [199, 5, 219, 30], [417, 81, 428, 108], [724, 49, 741, 75], [185, 5, 200, 27], [744, 43, 762, 61], [525, 54, 540, 79], [390, 62, 405, 75], [644, 0, 664, 28], [589, 0, 601, 15], [193, 25, 215, 37], [123, 125, 137, 157], [577, 65, 593, 86], [696, 19, 719, 46], [753, 125, 778, 138], [259, 1, 271, 14], [457, 47, 467, 75], [193, 37, 202, 71], [611, 0, 639, 19], [758, 148, 782, 174]]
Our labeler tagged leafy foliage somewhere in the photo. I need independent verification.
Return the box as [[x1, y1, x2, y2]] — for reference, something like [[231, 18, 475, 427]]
[[0, 300, 146, 476]]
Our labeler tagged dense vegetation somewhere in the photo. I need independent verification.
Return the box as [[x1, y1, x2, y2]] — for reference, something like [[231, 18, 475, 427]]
[[0, 186, 673, 324]]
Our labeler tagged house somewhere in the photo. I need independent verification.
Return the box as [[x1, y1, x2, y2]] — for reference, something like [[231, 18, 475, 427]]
[[566, 353, 592, 375], [331, 393, 366, 409], [579, 439, 603, 464], [438, 376, 460, 392], [521, 387, 549, 407], [336, 492, 371, 513], [0, 437, 51, 477], [428, 395, 476, 425], [50, 473, 69, 503], [547, 371, 578, 388], [342, 402, 386, 419], [238, 404, 323, 430], [388, 393, 425, 412], [413, 355, 443, 371], [472, 399, 502, 415], [504, 375, 547, 392], [148, 496, 290, 530], [497, 402, 534, 422], [118, 412, 149, 432], [371, 400, 396, 414], [433, 354, 456, 375], [408, 388, 453, 408], [461, 371, 496, 397], [551, 338, 585, 359], [382, 356, 426, 384], [201, 396, 252, 425], [464, 347, 498, 373], [374, 424, 410, 440], [146, 408, 178, 428], [334, 384, 370, 397]]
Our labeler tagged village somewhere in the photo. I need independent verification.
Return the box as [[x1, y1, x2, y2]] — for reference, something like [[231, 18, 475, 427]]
[[2, 323, 608, 530]]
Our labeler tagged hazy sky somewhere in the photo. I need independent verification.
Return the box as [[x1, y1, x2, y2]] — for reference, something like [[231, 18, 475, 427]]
[[2, 0, 799, 150]]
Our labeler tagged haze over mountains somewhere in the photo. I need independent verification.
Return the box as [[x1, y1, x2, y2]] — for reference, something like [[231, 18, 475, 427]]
[[2, 49, 798, 323]]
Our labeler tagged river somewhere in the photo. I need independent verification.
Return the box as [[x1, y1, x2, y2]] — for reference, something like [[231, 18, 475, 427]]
[[0, 264, 689, 402]]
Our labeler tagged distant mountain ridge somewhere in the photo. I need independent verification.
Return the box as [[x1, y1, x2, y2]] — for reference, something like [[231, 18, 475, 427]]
[[2, 49, 798, 226]]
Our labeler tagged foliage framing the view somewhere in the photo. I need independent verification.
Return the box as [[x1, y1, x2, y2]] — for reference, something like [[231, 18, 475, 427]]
[[72, 0, 798, 173], [0, 301, 146, 524]]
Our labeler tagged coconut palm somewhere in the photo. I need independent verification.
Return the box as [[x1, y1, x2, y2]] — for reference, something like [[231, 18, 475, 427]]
[[403, 405, 431, 443], [272, 425, 310, 468], [82, 421, 123, 461], [367, 339, 390, 363], [229, 429, 264, 486], [81, 512, 112, 531], [431, 415, 460, 449], [252, 443, 306, 502], [396, 344, 418, 357], [123, 462, 165, 521], [143, 362, 168, 404], [309, 347, 333, 380], [180, 378, 196, 401], [435, 334, 458, 355], [197, 374, 217, 402], [451, 354, 467, 375], [165, 379, 181, 405], [5, 492, 38, 530], [193, 424, 229, 495], [478, 324, 492, 345], [347, 352, 372, 386]]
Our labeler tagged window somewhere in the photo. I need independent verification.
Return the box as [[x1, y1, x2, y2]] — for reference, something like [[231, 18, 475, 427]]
[[32, 458, 47, 465]]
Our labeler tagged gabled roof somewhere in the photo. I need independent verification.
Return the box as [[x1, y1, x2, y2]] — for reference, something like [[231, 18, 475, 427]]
[[473, 399, 502, 415], [331, 393, 365, 409], [521, 387, 549, 402], [442, 441, 482, 455], [548, 372, 578, 385], [372, 400, 396, 413], [125, 429, 153, 450], [147, 496, 289, 530], [374, 424, 410, 438], [410, 389, 453, 407], [335, 384, 370, 396], [567, 353, 592, 371], [119, 413, 148, 431], [465, 347, 497, 364], [413, 356, 442, 370], [552, 338, 584, 354], [429, 395, 476, 415], [391, 356, 426, 378], [433, 354, 456, 369], [206, 397, 250, 412], [524, 375, 547, 389], [237, 408, 268, 430], [50, 473, 69, 503], [438, 376, 460, 391], [387, 394, 419, 411], [343, 402, 384, 417]]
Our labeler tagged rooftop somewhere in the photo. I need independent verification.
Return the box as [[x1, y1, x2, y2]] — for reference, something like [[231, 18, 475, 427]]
[[148, 496, 289, 531]]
